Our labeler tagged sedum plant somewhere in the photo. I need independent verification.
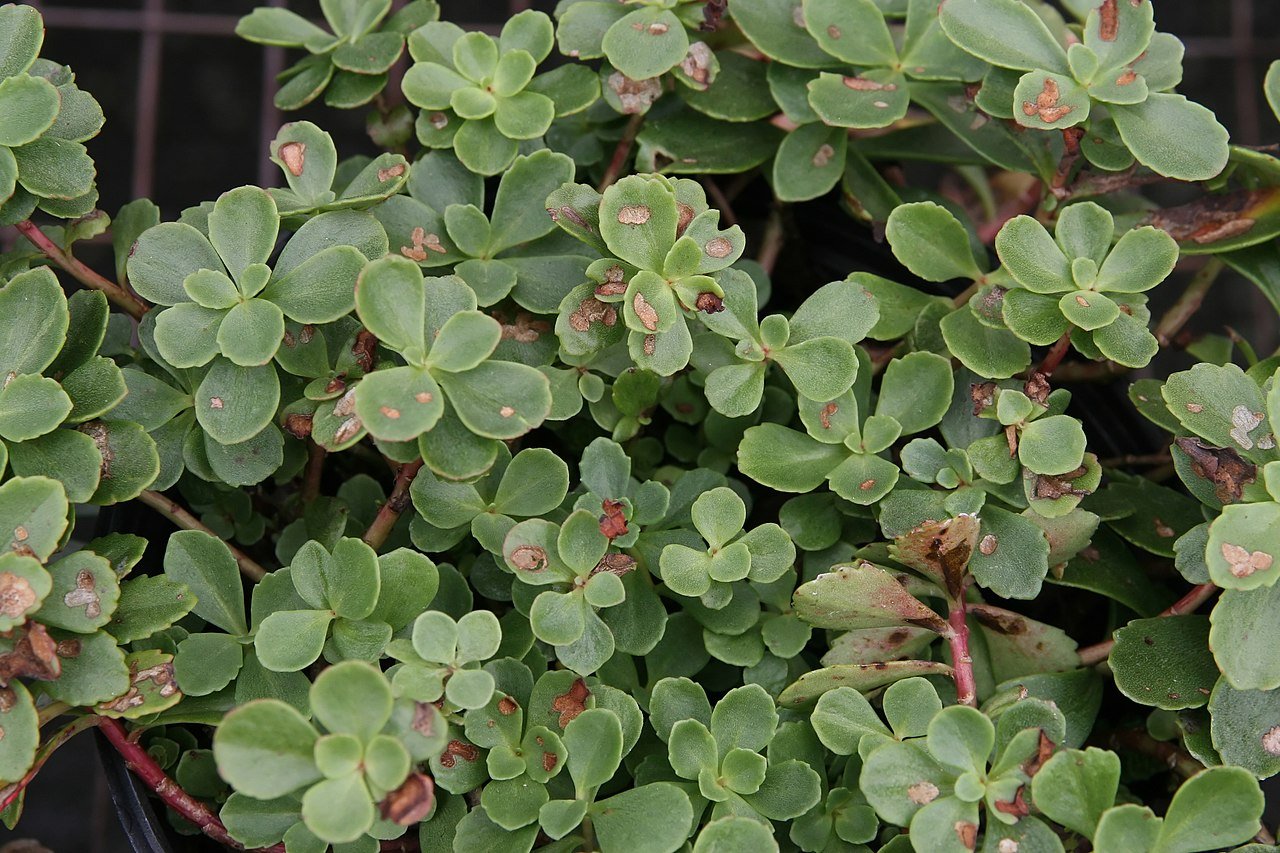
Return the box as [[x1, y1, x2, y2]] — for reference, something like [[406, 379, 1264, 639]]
[[1, 1, 1280, 852]]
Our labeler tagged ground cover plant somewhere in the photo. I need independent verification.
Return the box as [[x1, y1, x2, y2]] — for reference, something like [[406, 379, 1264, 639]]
[[1, 0, 1280, 850]]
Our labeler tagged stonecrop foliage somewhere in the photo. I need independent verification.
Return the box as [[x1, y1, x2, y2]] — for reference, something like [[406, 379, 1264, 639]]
[[2, 0, 1280, 851]]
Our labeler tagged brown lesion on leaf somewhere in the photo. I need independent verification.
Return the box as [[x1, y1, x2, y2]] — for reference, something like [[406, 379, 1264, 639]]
[[642, 334, 657, 356], [979, 534, 998, 556], [826, 24, 841, 39], [617, 205, 652, 225], [633, 292, 660, 331], [411, 701, 438, 737], [102, 658, 179, 713], [695, 292, 724, 313], [1228, 405, 1264, 450], [598, 499, 629, 540], [680, 42, 714, 87], [895, 515, 978, 601], [1173, 437, 1256, 503], [400, 226, 447, 261], [992, 786, 1030, 818], [954, 820, 978, 850], [438, 739, 479, 768], [812, 144, 836, 168], [427, 112, 449, 130], [379, 406, 401, 420], [569, 297, 618, 332], [1031, 466, 1093, 501], [1022, 730, 1056, 777], [208, 396, 225, 410], [379, 772, 435, 825], [0, 623, 60, 685], [1022, 78, 1073, 123], [607, 72, 662, 115], [842, 76, 897, 92], [1144, 190, 1269, 245], [415, 391, 434, 404], [1099, 0, 1119, 40], [63, 569, 102, 619], [971, 382, 997, 416], [1023, 373, 1050, 405], [1074, 294, 1091, 307], [279, 141, 306, 176], [284, 413, 313, 439], [1262, 726, 1280, 756], [511, 545, 549, 572], [78, 421, 114, 479], [970, 604, 1028, 635], [542, 752, 559, 773], [551, 677, 590, 728], [819, 403, 838, 430], [494, 311, 550, 343], [592, 553, 637, 577], [676, 203, 696, 236], [378, 163, 406, 182], [498, 696, 519, 716], [0, 571, 37, 620], [1115, 69, 1138, 86], [1220, 542, 1273, 579], [499, 406, 515, 418], [704, 237, 733, 259], [907, 781, 939, 805]]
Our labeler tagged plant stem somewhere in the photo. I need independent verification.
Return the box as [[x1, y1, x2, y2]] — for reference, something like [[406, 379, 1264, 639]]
[[99, 718, 281, 852], [363, 459, 424, 550], [0, 715, 101, 812], [15, 220, 149, 320], [37, 700, 71, 727], [1078, 582, 1218, 665], [1036, 333, 1072, 376], [597, 113, 644, 192], [947, 599, 978, 707], [300, 440, 327, 505], [951, 281, 980, 308], [1107, 728, 1205, 780], [1155, 257, 1224, 347], [701, 177, 738, 226], [757, 206, 785, 276], [137, 490, 268, 581]]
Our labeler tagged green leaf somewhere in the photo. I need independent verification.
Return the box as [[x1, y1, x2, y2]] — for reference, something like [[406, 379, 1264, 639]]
[[599, 175, 678, 272], [0, 681, 37, 784], [860, 740, 950, 826], [0, 74, 59, 147], [175, 632, 246, 696], [1211, 582, 1280, 691], [1030, 747, 1119, 837], [601, 8, 689, 80], [428, 311, 501, 373], [0, 268, 69, 377], [196, 359, 280, 445], [7, 429, 102, 504], [792, 560, 947, 632], [804, 0, 897, 66], [1110, 94, 1230, 182], [437, 360, 551, 440], [213, 699, 320, 799], [564, 708, 623, 792], [163, 529, 247, 635], [44, 628, 129, 707], [807, 69, 909, 129], [927, 705, 993, 775], [262, 245, 367, 324], [312, 661, 393, 741], [940, 307, 1030, 378], [1205, 502, 1280, 590], [731, 0, 831, 68], [0, 552, 51, 631], [0, 4, 43, 78], [218, 299, 285, 367], [209, 187, 279, 283], [489, 149, 575, 254], [255, 610, 334, 672], [591, 784, 692, 853], [738, 424, 847, 493], [1157, 767, 1263, 852], [1095, 226, 1179, 294], [1111, 616, 1218, 710], [772, 123, 847, 202], [493, 448, 570, 517], [355, 256, 427, 358], [13, 138, 95, 201], [1095, 804, 1162, 852], [108, 574, 197, 643], [886, 202, 983, 283], [1209, 680, 1280, 777], [938, 0, 1069, 73], [876, 352, 953, 435], [302, 773, 375, 844], [0, 374, 71, 442], [0, 475, 68, 561], [1013, 70, 1089, 130], [693, 816, 777, 852], [38, 551, 118, 631], [996, 215, 1073, 294]]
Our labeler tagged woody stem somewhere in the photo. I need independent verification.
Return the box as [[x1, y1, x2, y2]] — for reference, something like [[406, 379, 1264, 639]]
[[1078, 582, 1218, 665], [1155, 257, 1224, 347], [363, 459, 424, 550], [597, 113, 644, 193], [14, 220, 149, 320], [99, 717, 284, 852], [1036, 333, 1072, 377], [947, 598, 978, 707], [137, 490, 269, 581]]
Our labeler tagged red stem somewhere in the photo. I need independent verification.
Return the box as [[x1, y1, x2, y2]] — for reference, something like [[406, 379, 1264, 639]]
[[0, 715, 102, 812], [363, 459, 424, 550], [1036, 333, 1072, 377], [597, 113, 644, 192], [947, 600, 978, 707], [14, 220, 149, 320], [99, 718, 282, 852], [1078, 582, 1218, 665]]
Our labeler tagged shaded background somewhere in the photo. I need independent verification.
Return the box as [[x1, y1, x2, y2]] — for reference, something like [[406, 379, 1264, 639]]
[[2, 0, 1278, 850]]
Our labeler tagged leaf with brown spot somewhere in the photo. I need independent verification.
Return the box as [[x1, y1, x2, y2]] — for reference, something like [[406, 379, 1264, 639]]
[[379, 772, 435, 825], [0, 623, 60, 685], [551, 677, 590, 728], [1173, 437, 1257, 504], [891, 515, 979, 601]]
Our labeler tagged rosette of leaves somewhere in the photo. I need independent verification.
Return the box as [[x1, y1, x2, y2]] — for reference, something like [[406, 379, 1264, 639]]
[[940, 0, 1229, 180], [659, 679, 822, 826], [0, 4, 105, 221], [373, 148, 594, 313], [657, 486, 795, 607], [236, 0, 440, 110], [569, 437, 671, 551], [738, 351, 954, 504], [556, 0, 721, 90], [996, 202, 1178, 369], [458, 700, 693, 852], [402, 11, 601, 175], [501, 508, 635, 674], [351, 256, 553, 475], [410, 446, 570, 556], [129, 186, 381, 371], [696, 274, 877, 417], [0, 268, 151, 504], [387, 609, 502, 711], [266, 121, 409, 217], [798, 0, 987, 129], [213, 661, 445, 847], [549, 173, 747, 376], [253, 537, 436, 672]]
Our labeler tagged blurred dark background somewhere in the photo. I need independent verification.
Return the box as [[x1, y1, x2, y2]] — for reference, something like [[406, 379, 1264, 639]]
[[1, 0, 1278, 850]]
